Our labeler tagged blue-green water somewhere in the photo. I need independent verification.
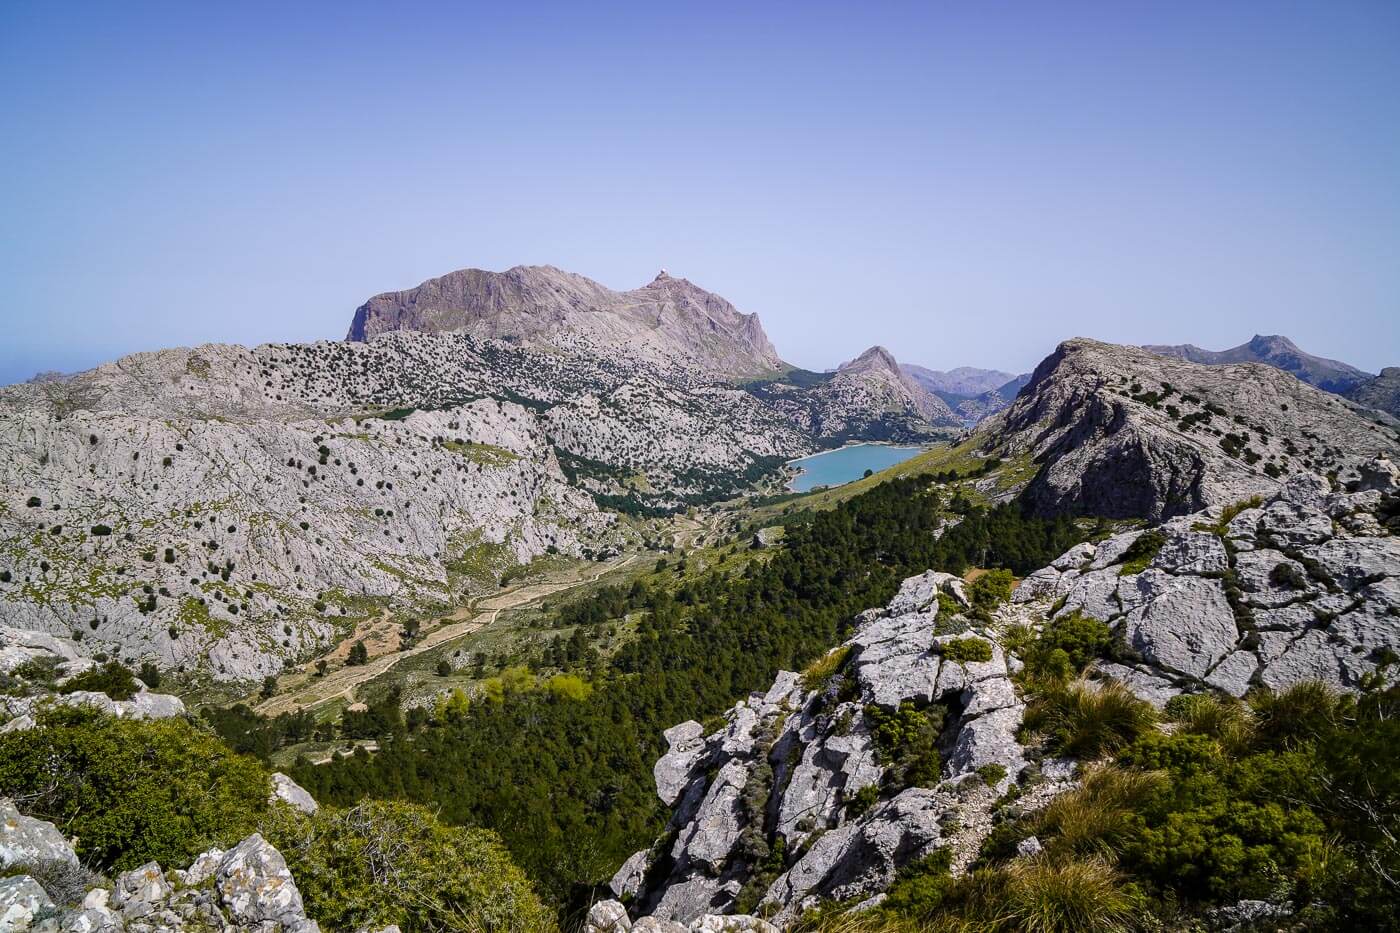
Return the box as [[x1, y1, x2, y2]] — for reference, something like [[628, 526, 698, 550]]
[[788, 444, 927, 492]]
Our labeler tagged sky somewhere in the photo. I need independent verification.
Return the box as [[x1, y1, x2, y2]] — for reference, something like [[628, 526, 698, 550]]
[[1, 1, 1398, 386]]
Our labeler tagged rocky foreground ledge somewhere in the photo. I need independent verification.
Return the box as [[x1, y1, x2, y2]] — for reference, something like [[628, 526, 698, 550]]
[[0, 773, 372, 933], [589, 461, 1400, 931]]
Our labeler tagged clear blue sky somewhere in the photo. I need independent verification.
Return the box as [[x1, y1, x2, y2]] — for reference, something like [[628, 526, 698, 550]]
[[2, 1, 1397, 385]]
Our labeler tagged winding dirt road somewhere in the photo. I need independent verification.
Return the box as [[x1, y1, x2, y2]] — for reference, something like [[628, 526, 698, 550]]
[[254, 552, 641, 716]]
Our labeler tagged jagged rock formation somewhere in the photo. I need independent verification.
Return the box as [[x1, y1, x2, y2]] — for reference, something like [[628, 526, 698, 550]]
[[347, 266, 784, 381], [599, 571, 1042, 927], [0, 798, 331, 932], [1348, 366, 1400, 420], [1144, 334, 1373, 395], [977, 338, 1400, 520], [1016, 462, 1400, 697], [751, 348, 960, 444], [602, 464, 1399, 928]]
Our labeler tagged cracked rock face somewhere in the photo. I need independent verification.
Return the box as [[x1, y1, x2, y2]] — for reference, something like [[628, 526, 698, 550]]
[[625, 569, 1032, 926], [1019, 463, 1400, 696], [978, 339, 1400, 520]]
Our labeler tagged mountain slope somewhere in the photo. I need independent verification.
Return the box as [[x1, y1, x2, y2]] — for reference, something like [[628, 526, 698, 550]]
[[900, 364, 1018, 396], [0, 331, 822, 681], [1144, 334, 1372, 394], [1348, 366, 1400, 419], [976, 338, 1400, 520], [347, 266, 784, 380], [748, 347, 961, 444]]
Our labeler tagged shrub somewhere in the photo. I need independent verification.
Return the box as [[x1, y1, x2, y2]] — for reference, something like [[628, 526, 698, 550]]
[[968, 569, 1015, 620], [879, 847, 954, 920], [57, 661, 139, 700], [1024, 679, 1156, 759], [0, 708, 268, 870], [90, 524, 112, 536], [941, 637, 993, 664], [1269, 561, 1307, 590], [1021, 612, 1113, 680], [263, 799, 553, 933], [1116, 530, 1165, 576], [137, 662, 162, 688], [867, 701, 944, 788], [976, 763, 1007, 787]]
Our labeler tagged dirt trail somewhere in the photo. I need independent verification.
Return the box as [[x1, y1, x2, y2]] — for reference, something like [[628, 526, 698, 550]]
[[254, 553, 640, 716]]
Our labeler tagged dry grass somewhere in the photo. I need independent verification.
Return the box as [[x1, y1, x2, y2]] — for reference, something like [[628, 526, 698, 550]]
[[1024, 678, 1157, 759]]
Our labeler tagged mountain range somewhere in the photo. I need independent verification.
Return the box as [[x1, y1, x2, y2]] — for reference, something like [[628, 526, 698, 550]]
[[1143, 333, 1374, 394]]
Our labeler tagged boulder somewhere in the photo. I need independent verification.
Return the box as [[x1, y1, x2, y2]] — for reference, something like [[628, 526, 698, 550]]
[[587, 898, 633, 932], [1094, 663, 1181, 708], [655, 722, 711, 807], [214, 833, 311, 928], [1120, 572, 1238, 678], [0, 798, 79, 870], [610, 849, 650, 900], [0, 876, 53, 931], [270, 772, 320, 814]]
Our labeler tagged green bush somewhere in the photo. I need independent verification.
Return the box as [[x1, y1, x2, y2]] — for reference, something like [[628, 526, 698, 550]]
[[57, 661, 139, 700], [1024, 679, 1156, 759], [1020, 612, 1114, 680], [0, 708, 268, 870], [263, 799, 553, 933], [867, 701, 944, 788], [968, 569, 1015, 620], [1116, 530, 1165, 576], [940, 637, 993, 664]]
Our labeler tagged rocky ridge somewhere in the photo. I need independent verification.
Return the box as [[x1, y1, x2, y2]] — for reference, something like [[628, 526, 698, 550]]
[[0, 789, 359, 933], [597, 464, 1400, 930], [347, 266, 784, 381], [750, 348, 960, 444], [976, 338, 1400, 520], [593, 570, 1048, 928], [1144, 334, 1373, 395], [1348, 366, 1400, 420], [0, 327, 829, 681]]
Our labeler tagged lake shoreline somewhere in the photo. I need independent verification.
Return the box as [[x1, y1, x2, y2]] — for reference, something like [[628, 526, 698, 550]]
[[785, 442, 930, 492]]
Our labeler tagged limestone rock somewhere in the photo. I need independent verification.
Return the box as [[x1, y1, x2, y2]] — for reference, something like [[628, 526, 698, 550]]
[[0, 876, 53, 931], [214, 833, 310, 928], [270, 772, 319, 815], [0, 798, 79, 870], [655, 721, 711, 807]]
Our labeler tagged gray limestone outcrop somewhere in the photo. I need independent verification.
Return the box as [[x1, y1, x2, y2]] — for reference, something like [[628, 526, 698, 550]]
[[0, 799, 323, 932], [620, 569, 1033, 927], [1021, 463, 1400, 696], [977, 339, 1400, 521]]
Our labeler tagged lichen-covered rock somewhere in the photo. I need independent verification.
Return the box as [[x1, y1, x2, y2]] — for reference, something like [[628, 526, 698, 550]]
[[214, 833, 311, 928], [0, 876, 53, 931], [0, 797, 79, 870]]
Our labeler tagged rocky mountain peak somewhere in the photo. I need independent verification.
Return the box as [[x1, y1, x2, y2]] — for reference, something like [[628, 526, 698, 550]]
[[839, 345, 901, 376], [346, 264, 784, 380], [980, 338, 1400, 520], [1143, 333, 1373, 395]]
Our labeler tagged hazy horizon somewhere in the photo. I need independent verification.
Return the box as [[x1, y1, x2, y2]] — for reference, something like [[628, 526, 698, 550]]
[[3, 2, 1398, 385]]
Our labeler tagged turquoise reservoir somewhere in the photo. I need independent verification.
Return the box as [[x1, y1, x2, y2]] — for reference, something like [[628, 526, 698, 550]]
[[787, 444, 927, 492]]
